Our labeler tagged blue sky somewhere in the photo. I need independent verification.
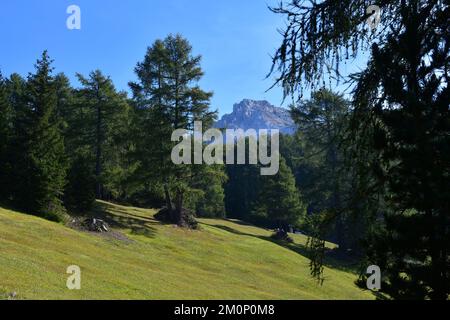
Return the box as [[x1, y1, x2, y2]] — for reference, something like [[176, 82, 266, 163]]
[[0, 1, 367, 116]]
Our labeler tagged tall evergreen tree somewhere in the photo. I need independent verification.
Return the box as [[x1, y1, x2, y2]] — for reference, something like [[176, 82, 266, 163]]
[[76, 70, 130, 200], [287, 89, 365, 249], [11, 51, 67, 220], [0, 72, 13, 202], [225, 159, 261, 221], [252, 157, 305, 229], [1, 73, 27, 203], [193, 164, 227, 218], [270, 0, 449, 299], [130, 34, 218, 226]]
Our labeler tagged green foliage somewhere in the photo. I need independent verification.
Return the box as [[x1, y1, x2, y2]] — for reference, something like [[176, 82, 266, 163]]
[[283, 89, 368, 250], [194, 165, 227, 218], [75, 70, 131, 200], [350, 5, 450, 298], [0, 72, 12, 202], [9, 52, 67, 220], [1, 41, 224, 223], [224, 140, 262, 222], [0, 73, 27, 204], [252, 157, 305, 228], [225, 137, 305, 229], [130, 34, 220, 224], [271, 0, 449, 299], [64, 155, 96, 213]]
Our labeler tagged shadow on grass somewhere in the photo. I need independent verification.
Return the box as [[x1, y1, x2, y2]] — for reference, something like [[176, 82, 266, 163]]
[[89, 201, 157, 239], [223, 219, 255, 227], [202, 223, 361, 274]]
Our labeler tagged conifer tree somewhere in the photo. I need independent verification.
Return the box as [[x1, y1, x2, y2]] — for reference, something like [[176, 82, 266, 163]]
[[1, 73, 27, 203], [0, 72, 13, 202], [12, 51, 67, 220], [76, 70, 130, 200], [288, 89, 365, 249], [194, 164, 227, 218], [270, 0, 449, 299], [130, 34, 218, 226], [252, 157, 305, 229]]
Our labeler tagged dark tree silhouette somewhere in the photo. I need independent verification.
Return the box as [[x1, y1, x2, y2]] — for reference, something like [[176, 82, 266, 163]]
[[270, 0, 449, 299]]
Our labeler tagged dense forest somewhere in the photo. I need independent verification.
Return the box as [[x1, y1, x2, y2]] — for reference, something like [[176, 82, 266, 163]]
[[0, 35, 304, 230], [0, 0, 448, 300]]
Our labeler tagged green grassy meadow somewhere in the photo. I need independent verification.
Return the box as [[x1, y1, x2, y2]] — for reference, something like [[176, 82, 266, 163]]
[[0, 201, 373, 300]]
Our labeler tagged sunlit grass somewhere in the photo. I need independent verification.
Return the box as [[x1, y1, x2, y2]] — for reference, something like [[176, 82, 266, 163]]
[[0, 201, 373, 300]]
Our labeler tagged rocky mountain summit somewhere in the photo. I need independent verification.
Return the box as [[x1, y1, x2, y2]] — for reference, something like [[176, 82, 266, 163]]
[[215, 99, 295, 134]]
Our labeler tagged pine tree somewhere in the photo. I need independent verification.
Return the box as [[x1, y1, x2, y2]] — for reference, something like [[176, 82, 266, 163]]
[[253, 157, 305, 229], [130, 34, 218, 226], [76, 70, 130, 200], [224, 137, 262, 222], [224, 161, 261, 221], [194, 164, 227, 218], [12, 51, 67, 220], [64, 154, 96, 213], [349, 3, 450, 299], [288, 89, 365, 249], [0, 72, 13, 202], [270, 0, 449, 298], [1, 74, 27, 203]]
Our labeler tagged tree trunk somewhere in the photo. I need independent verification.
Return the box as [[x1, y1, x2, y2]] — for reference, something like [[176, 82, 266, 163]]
[[95, 101, 102, 199], [175, 190, 183, 226], [163, 183, 173, 212]]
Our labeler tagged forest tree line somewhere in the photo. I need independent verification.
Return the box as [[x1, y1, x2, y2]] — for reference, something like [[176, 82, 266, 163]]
[[0, 32, 363, 245], [1, 0, 448, 300], [268, 0, 448, 300], [0, 35, 307, 231]]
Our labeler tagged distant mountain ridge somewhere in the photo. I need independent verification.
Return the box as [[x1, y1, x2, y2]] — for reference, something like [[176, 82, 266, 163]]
[[214, 99, 295, 134]]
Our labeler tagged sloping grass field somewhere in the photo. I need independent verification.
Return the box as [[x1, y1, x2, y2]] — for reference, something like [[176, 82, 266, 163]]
[[0, 201, 373, 300]]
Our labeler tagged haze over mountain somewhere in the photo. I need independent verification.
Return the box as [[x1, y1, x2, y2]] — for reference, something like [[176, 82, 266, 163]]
[[215, 99, 296, 134]]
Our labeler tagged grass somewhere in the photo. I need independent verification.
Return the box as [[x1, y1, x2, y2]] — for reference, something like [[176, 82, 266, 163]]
[[0, 200, 374, 300]]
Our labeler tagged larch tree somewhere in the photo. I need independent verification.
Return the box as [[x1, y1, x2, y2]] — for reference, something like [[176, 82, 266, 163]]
[[76, 70, 130, 200], [130, 34, 217, 226], [269, 0, 449, 299]]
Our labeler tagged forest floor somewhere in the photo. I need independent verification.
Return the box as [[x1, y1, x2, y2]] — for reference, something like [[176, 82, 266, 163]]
[[0, 200, 373, 300]]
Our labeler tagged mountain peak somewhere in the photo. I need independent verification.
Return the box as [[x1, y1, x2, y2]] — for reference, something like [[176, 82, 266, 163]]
[[215, 99, 295, 134], [233, 99, 272, 113]]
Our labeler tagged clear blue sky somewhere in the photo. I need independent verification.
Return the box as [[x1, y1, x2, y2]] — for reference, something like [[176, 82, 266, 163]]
[[0, 1, 366, 116]]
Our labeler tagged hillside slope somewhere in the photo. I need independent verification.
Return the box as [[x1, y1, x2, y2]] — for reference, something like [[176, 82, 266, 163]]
[[0, 201, 373, 300]]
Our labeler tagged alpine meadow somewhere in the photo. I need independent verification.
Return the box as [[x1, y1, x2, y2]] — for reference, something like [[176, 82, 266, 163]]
[[0, 0, 448, 306]]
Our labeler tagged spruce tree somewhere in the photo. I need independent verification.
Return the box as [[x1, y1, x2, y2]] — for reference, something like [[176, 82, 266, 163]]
[[1, 74, 27, 204], [252, 157, 305, 229], [13, 51, 67, 220], [0, 72, 13, 202], [224, 161, 261, 221], [64, 154, 96, 213]]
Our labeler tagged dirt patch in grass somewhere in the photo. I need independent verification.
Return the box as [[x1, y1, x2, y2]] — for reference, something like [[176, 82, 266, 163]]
[[67, 217, 133, 243]]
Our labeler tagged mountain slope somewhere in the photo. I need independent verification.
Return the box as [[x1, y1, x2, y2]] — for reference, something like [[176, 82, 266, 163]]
[[0, 201, 372, 300], [215, 99, 296, 134]]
